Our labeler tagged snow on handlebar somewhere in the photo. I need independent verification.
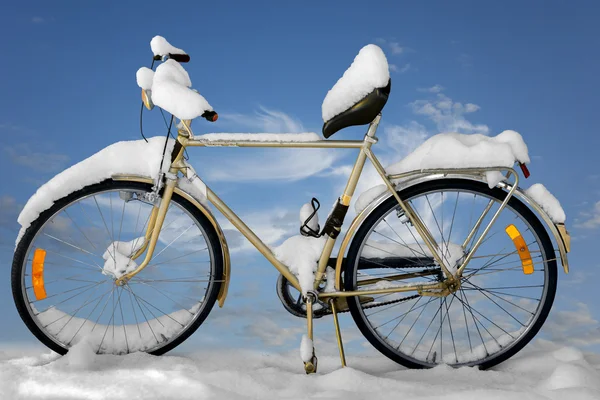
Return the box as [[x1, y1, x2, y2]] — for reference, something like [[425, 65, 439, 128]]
[[136, 36, 215, 121]]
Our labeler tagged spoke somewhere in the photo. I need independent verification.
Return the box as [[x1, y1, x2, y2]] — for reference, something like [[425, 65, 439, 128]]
[[134, 281, 195, 314], [443, 296, 458, 363], [444, 192, 459, 261], [411, 297, 444, 357], [63, 209, 98, 251], [42, 285, 111, 329], [455, 290, 501, 349], [452, 292, 514, 339], [124, 284, 160, 344], [397, 297, 437, 349], [66, 286, 114, 345], [371, 229, 428, 259], [32, 280, 106, 304], [372, 299, 434, 330], [150, 223, 195, 262], [147, 247, 209, 268], [425, 195, 446, 264], [42, 233, 103, 265], [461, 288, 540, 301], [98, 286, 124, 353], [382, 218, 429, 261], [94, 195, 116, 266], [457, 289, 488, 354], [90, 286, 116, 333], [458, 289, 473, 353], [35, 252, 98, 271], [126, 286, 143, 339], [384, 297, 422, 340], [118, 287, 129, 353], [462, 280, 536, 317], [357, 254, 436, 281], [126, 288, 183, 328], [128, 280, 205, 302]]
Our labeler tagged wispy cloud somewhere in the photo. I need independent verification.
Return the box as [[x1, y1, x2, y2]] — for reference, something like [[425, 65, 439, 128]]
[[201, 107, 339, 182], [375, 38, 407, 55], [418, 84, 445, 93], [31, 17, 44, 24], [574, 201, 600, 230], [0, 196, 21, 230], [542, 302, 600, 347], [458, 53, 473, 68], [390, 64, 410, 74], [4, 143, 69, 172], [410, 93, 489, 134], [218, 106, 305, 133]]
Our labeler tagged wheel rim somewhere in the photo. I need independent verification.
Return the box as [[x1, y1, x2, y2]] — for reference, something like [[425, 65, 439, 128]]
[[351, 185, 553, 367], [19, 186, 218, 354]]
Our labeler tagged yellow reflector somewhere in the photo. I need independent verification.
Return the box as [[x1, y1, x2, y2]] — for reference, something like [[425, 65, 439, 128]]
[[505, 225, 534, 275], [32, 249, 47, 300]]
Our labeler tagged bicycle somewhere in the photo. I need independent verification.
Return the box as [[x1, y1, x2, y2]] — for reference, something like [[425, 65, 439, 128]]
[[11, 36, 571, 374]]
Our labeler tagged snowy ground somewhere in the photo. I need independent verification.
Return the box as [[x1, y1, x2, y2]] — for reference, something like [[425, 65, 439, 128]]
[[1, 340, 599, 400]]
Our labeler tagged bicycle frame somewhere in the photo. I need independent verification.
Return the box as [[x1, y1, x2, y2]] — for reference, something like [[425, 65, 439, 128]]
[[113, 114, 526, 303]]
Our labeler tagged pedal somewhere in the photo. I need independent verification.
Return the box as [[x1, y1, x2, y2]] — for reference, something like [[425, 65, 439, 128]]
[[304, 355, 318, 374]]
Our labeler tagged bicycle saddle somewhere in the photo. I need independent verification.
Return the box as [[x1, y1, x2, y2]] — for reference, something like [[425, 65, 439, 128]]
[[322, 79, 391, 138]]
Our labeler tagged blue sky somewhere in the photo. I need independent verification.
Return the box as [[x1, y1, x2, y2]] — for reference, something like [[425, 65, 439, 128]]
[[1, 1, 599, 357]]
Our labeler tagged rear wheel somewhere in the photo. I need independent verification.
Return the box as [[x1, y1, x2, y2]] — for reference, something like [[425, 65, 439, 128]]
[[12, 179, 223, 355], [345, 179, 557, 369]]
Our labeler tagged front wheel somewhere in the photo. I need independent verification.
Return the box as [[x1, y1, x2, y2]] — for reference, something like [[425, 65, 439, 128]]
[[12, 179, 223, 355], [345, 179, 557, 369]]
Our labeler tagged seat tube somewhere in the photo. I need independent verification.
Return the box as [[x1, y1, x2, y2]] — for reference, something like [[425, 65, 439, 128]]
[[314, 116, 381, 287]]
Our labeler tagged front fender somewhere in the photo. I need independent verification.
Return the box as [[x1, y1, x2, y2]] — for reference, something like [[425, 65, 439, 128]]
[[111, 174, 231, 307], [334, 173, 570, 290]]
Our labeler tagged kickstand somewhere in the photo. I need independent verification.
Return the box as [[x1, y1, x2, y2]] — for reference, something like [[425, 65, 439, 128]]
[[329, 298, 347, 368]]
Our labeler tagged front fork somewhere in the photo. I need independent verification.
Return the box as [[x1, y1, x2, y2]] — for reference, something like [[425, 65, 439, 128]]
[[114, 175, 177, 286]]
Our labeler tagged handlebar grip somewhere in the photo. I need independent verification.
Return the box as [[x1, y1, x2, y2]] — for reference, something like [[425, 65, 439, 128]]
[[201, 111, 219, 122], [152, 53, 191, 63]]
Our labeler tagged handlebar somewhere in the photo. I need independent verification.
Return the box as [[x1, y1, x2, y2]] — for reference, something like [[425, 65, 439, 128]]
[[201, 111, 218, 122], [153, 53, 191, 63]]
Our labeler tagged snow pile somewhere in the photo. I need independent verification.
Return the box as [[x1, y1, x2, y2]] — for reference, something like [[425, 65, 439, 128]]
[[355, 184, 388, 213], [102, 237, 145, 278], [150, 35, 186, 56], [300, 334, 313, 362], [149, 59, 213, 120], [273, 235, 328, 295], [136, 67, 154, 90], [525, 183, 566, 223], [197, 132, 321, 142], [137, 36, 212, 121], [322, 44, 390, 122], [386, 130, 530, 188], [16, 137, 174, 246], [1, 343, 599, 400]]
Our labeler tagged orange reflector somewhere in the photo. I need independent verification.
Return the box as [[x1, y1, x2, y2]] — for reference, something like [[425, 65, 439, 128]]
[[505, 225, 534, 274], [32, 249, 47, 300]]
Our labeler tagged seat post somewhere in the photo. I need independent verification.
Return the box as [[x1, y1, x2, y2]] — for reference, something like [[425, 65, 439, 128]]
[[365, 114, 382, 139]]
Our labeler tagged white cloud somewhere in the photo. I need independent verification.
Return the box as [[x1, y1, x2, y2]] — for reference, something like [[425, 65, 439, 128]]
[[389, 42, 404, 55], [418, 85, 444, 93], [4, 143, 69, 172], [384, 122, 429, 157], [390, 63, 410, 74], [410, 93, 489, 134], [242, 315, 304, 346], [574, 201, 600, 229], [543, 302, 600, 347], [31, 17, 44, 23]]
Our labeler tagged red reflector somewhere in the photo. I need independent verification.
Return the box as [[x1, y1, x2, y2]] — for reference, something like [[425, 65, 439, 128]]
[[212, 113, 218, 122], [519, 163, 530, 178]]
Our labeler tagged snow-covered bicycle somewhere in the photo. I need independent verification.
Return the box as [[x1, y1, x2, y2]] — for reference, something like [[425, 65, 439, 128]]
[[11, 36, 571, 373]]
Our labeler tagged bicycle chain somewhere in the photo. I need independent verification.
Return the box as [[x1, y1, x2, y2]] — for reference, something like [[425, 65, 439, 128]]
[[319, 293, 421, 316]]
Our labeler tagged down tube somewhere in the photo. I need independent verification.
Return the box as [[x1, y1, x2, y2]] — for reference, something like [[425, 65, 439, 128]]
[[205, 187, 302, 291]]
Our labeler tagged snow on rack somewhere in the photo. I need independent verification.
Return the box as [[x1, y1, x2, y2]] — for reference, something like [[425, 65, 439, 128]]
[[322, 44, 390, 122], [525, 183, 566, 223], [386, 130, 530, 188], [197, 132, 322, 142], [150, 35, 186, 56], [16, 137, 175, 247]]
